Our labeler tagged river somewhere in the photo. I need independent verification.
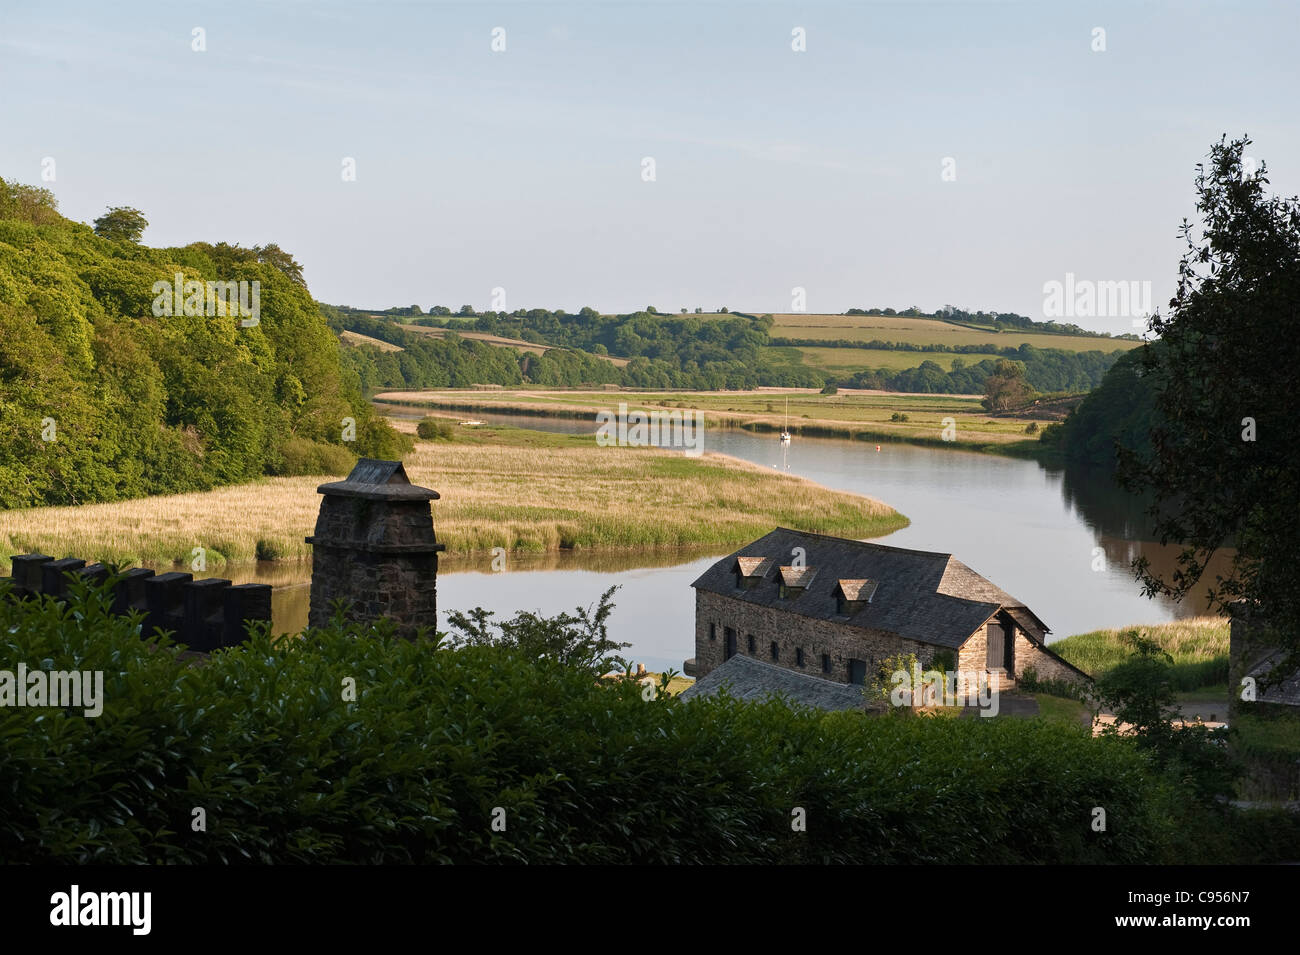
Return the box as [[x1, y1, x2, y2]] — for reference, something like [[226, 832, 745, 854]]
[[228, 404, 1226, 673]]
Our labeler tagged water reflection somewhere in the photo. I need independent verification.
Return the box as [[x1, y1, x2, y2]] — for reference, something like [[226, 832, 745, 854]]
[[1053, 461, 1233, 618]]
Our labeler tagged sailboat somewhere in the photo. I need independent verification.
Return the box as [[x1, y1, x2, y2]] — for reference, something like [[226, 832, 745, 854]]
[[779, 396, 791, 444]]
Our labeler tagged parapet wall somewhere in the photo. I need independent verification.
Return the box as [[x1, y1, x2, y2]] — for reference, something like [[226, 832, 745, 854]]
[[5, 553, 272, 652]]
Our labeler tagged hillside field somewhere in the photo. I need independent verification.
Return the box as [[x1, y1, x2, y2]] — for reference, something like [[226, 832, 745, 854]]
[[764, 344, 1006, 373], [769, 313, 1141, 353]]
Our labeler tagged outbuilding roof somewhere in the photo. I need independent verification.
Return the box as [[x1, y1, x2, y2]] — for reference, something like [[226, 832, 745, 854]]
[[679, 654, 869, 711], [692, 527, 1048, 649]]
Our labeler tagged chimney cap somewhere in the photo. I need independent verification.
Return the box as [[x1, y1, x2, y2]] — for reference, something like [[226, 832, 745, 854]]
[[316, 458, 440, 501]]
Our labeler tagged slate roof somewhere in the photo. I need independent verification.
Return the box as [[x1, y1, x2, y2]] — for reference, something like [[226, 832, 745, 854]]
[[679, 654, 869, 711], [692, 527, 1048, 650]]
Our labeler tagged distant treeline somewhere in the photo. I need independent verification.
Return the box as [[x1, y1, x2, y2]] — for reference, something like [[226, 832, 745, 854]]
[[329, 307, 797, 390], [834, 346, 1120, 395], [331, 306, 1122, 395]]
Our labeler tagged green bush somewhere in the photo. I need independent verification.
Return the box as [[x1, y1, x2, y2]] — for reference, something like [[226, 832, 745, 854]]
[[1019, 666, 1089, 701], [416, 417, 455, 441], [255, 538, 286, 561], [928, 649, 957, 674], [890, 412, 910, 422], [271, 436, 356, 476], [0, 580, 1288, 864]]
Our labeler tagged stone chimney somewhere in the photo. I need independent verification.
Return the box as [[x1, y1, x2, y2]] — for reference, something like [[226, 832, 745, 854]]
[[306, 458, 444, 638]]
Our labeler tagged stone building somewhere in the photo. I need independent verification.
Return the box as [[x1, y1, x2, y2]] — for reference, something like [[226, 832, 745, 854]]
[[684, 527, 1088, 691]]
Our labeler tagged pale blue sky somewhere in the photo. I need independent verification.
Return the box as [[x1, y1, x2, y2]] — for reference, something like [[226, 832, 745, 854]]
[[2, 1, 1297, 329]]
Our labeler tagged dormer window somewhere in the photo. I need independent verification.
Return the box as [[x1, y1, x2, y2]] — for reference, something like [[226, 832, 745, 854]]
[[834, 579, 878, 616], [732, 556, 772, 591], [777, 565, 816, 599]]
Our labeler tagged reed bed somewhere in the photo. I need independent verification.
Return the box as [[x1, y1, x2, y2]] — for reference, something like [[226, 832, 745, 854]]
[[0, 427, 906, 573]]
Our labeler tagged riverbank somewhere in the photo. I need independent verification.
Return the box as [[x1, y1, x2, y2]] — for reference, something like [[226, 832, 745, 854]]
[[1049, 617, 1229, 692], [0, 421, 907, 574], [372, 387, 1051, 457]]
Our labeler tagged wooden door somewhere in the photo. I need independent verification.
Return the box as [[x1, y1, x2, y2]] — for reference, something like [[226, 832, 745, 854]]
[[986, 621, 1005, 668]]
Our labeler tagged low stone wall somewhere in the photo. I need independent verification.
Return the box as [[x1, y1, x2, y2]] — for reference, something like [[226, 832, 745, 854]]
[[1014, 633, 1092, 687], [5, 553, 271, 652]]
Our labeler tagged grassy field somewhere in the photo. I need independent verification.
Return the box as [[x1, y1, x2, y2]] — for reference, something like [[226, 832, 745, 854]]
[[339, 329, 404, 351], [769, 313, 1141, 354], [0, 419, 906, 574], [765, 344, 1006, 373], [1049, 617, 1229, 692], [374, 388, 1045, 453]]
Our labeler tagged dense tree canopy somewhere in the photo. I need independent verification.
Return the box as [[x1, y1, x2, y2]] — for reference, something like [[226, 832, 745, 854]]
[[1117, 137, 1300, 673], [0, 177, 405, 508]]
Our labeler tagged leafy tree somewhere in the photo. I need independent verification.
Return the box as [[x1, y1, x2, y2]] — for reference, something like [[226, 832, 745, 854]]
[[0, 179, 59, 224], [980, 358, 1034, 411], [1119, 136, 1300, 676], [92, 206, 148, 242], [867, 651, 921, 712], [444, 586, 630, 676], [1093, 631, 1236, 803], [253, 243, 306, 286]]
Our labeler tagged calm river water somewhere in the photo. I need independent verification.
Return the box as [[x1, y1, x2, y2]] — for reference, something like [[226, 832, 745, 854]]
[[230, 406, 1224, 673]]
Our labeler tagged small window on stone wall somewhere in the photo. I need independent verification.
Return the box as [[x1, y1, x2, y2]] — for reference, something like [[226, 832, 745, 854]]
[[770, 641, 779, 661], [796, 647, 805, 667], [747, 634, 755, 653], [821, 653, 831, 674], [709, 623, 716, 641]]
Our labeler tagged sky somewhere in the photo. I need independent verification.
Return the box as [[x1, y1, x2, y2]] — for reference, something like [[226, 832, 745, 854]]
[[2, 0, 1297, 331]]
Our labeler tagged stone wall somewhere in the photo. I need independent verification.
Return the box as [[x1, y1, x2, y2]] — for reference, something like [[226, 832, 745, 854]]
[[956, 626, 987, 675], [1014, 631, 1092, 686], [694, 590, 933, 686], [6, 553, 271, 652], [693, 591, 1092, 690]]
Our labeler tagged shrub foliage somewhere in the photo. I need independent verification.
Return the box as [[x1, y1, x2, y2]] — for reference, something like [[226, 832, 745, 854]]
[[0, 580, 1291, 863]]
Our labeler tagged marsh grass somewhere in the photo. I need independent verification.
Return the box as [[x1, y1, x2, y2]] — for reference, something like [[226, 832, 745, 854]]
[[373, 388, 1042, 451], [1050, 618, 1229, 692], [0, 423, 906, 573]]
